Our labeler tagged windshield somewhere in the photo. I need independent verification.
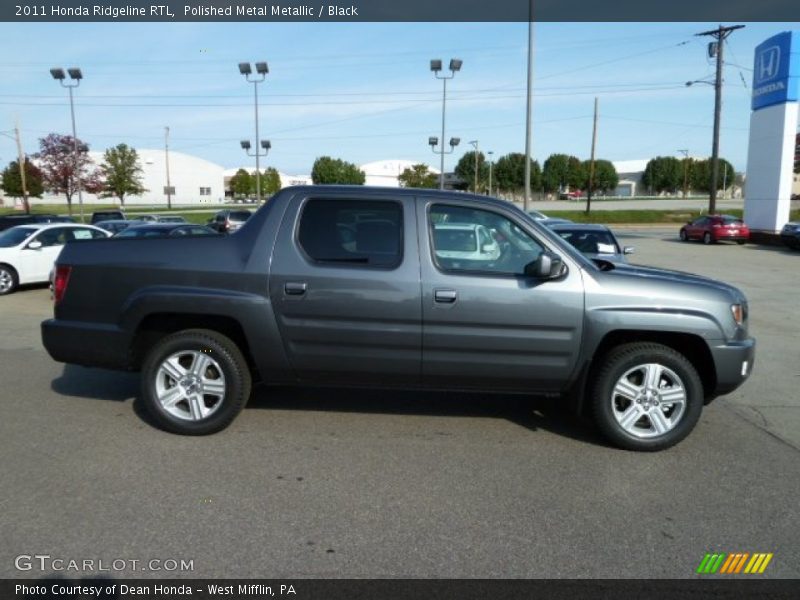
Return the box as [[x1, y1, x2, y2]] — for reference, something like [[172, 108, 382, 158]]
[[556, 229, 620, 254], [0, 227, 37, 248]]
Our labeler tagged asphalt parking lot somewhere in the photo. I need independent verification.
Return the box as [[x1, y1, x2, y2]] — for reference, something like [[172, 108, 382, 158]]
[[1, 229, 798, 579]]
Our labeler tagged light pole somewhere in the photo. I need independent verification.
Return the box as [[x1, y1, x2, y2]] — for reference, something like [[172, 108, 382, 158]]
[[487, 151, 494, 196], [428, 136, 460, 188], [686, 79, 718, 208], [50, 67, 84, 221], [430, 58, 462, 190], [239, 61, 268, 202], [468, 140, 479, 193], [678, 149, 690, 199], [240, 139, 271, 200]]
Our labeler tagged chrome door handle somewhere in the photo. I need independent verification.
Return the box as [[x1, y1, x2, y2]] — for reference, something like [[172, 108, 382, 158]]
[[284, 282, 308, 295], [434, 289, 457, 303]]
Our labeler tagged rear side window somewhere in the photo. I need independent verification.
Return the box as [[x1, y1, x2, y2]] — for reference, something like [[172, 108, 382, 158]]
[[298, 199, 403, 268], [229, 211, 251, 221]]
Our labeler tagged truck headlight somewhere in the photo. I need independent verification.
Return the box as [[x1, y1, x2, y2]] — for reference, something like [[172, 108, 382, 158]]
[[731, 304, 744, 326]]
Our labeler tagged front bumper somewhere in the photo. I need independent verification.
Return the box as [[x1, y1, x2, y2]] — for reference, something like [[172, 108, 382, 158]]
[[41, 319, 132, 370], [709, 337, 756, 397]]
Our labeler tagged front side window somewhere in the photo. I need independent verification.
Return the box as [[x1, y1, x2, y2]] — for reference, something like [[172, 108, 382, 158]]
[[429, 204, 543, 275], [298, 198, 403, 268], [34, 227, 69, 247]]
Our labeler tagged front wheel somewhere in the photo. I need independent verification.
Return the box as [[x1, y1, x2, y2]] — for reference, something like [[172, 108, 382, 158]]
[[679, 229, 688, 242], [140, 329, 252, 435], [590, 342, 704, 451]]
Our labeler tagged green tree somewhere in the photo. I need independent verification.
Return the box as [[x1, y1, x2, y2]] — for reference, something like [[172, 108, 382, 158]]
[[398, 163, 438, 188], [492, 153, 541, 192], [689, 158, 735, 193], [455, 151, 489, 193], [248, 168, 282, 197], [1, 158, 44, 212], [311, 156, 365, 185], [542, 154, 585, 193], [229, 168, 252, 198], [642, 156, 683, 194], [262, 167, 282, 196], [583, 159, 619, 194], [99, 143, 147, 205]]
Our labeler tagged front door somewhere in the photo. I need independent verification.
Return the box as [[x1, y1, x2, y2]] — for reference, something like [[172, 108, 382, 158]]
[[269, 193, 422, 386], [418, 200, 585, 392]]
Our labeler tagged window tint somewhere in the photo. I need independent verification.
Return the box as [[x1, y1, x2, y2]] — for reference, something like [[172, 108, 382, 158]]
[[298, 199, 403, 268], [556, 230, 619, 254], [721, 215, 743, 225], [35, 227, 70, 247], [429, 205, 543, 275]]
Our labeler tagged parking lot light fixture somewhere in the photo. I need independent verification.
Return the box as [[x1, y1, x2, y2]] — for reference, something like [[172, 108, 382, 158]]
[[260, 140, 271, 150], [239, 61, 269, 203], [431, 58, 463, 190], [240, 140, 251, 150], [428, 136, 439, 147], [50, 65, 84, 222]]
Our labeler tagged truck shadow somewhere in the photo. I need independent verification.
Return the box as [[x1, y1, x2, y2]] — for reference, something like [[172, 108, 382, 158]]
[[247, 385, 611, 448], [49, 366, 610, 448]]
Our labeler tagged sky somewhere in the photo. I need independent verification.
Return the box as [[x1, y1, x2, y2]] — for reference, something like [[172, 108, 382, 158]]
[[0, 21, 798, 175]]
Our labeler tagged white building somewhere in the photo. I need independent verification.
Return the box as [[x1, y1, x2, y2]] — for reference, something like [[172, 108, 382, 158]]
[[360, 159, 439, 187]]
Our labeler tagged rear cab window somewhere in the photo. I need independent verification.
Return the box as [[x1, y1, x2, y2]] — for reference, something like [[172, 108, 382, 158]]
[[297, 198, 403, 269]]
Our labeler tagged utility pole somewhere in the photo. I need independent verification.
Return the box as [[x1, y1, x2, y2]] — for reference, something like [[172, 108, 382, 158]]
[[14, 119, 30, 214], [469, 140, 479, 192], [696, 24, 744, 214], [523, 7, 535, 211], [678, 149, 690, 199], [164, 126, 172, 210], [586, 97, 598, 214]]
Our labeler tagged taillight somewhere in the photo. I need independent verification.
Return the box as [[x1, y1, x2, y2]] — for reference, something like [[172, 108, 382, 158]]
[[54, 265, 72, 304]]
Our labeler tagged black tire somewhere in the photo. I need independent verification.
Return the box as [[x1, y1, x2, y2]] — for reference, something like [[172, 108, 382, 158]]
[[140, 329, 251, 435], [679, 229, 688, 242], [736, 240, 746, 245], [0, 264, 18, 295], [702, 232, 713, 245], [590, 342, 704, 451]]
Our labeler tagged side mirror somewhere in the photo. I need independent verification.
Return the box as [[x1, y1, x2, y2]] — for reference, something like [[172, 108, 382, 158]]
[[524, 251, 565, 279], [623, 246, 635, 255], [27, 241, 43, 250]]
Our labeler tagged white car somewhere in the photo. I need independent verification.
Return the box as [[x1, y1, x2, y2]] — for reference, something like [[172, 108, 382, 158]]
[[432, 223, 501, 261], [0, 223, 110, 295]]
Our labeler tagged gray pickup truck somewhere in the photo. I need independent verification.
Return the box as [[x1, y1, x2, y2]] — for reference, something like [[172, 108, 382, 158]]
[[41, 186, 755, 451]]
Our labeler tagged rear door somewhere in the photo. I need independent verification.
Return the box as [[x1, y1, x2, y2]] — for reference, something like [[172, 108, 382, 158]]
[[418, 199, 585, 392], [269, 192, 422, 385]]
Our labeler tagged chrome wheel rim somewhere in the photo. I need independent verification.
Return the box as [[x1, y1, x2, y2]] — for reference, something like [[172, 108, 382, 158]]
[[611, 363, 686, 439], [154, 350, 226, 421], [0, 269, 12, 293]]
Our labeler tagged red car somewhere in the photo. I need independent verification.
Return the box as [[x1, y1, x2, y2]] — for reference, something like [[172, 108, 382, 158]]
[[679, 214, 750, 245]]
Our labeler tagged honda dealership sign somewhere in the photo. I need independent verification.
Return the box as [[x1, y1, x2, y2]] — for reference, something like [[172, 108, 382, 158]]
[[744, 31, 799, 233], [752, 31, 800, 111]]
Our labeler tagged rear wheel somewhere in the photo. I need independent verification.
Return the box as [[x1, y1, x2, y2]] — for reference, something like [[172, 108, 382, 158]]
[[591, 342, 704, 451], [703, 232, 713, 245], [0, 265, 18, 295], [140, 329, 251, 435], [736, 240, 746, 245]]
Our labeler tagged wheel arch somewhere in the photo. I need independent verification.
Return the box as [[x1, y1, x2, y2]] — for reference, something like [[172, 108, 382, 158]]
[[569, 329, 717, 416]]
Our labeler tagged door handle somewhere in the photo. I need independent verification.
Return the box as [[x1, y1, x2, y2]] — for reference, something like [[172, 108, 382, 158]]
[[284, 282, 308, 296], [434, 289, 457, 303]]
